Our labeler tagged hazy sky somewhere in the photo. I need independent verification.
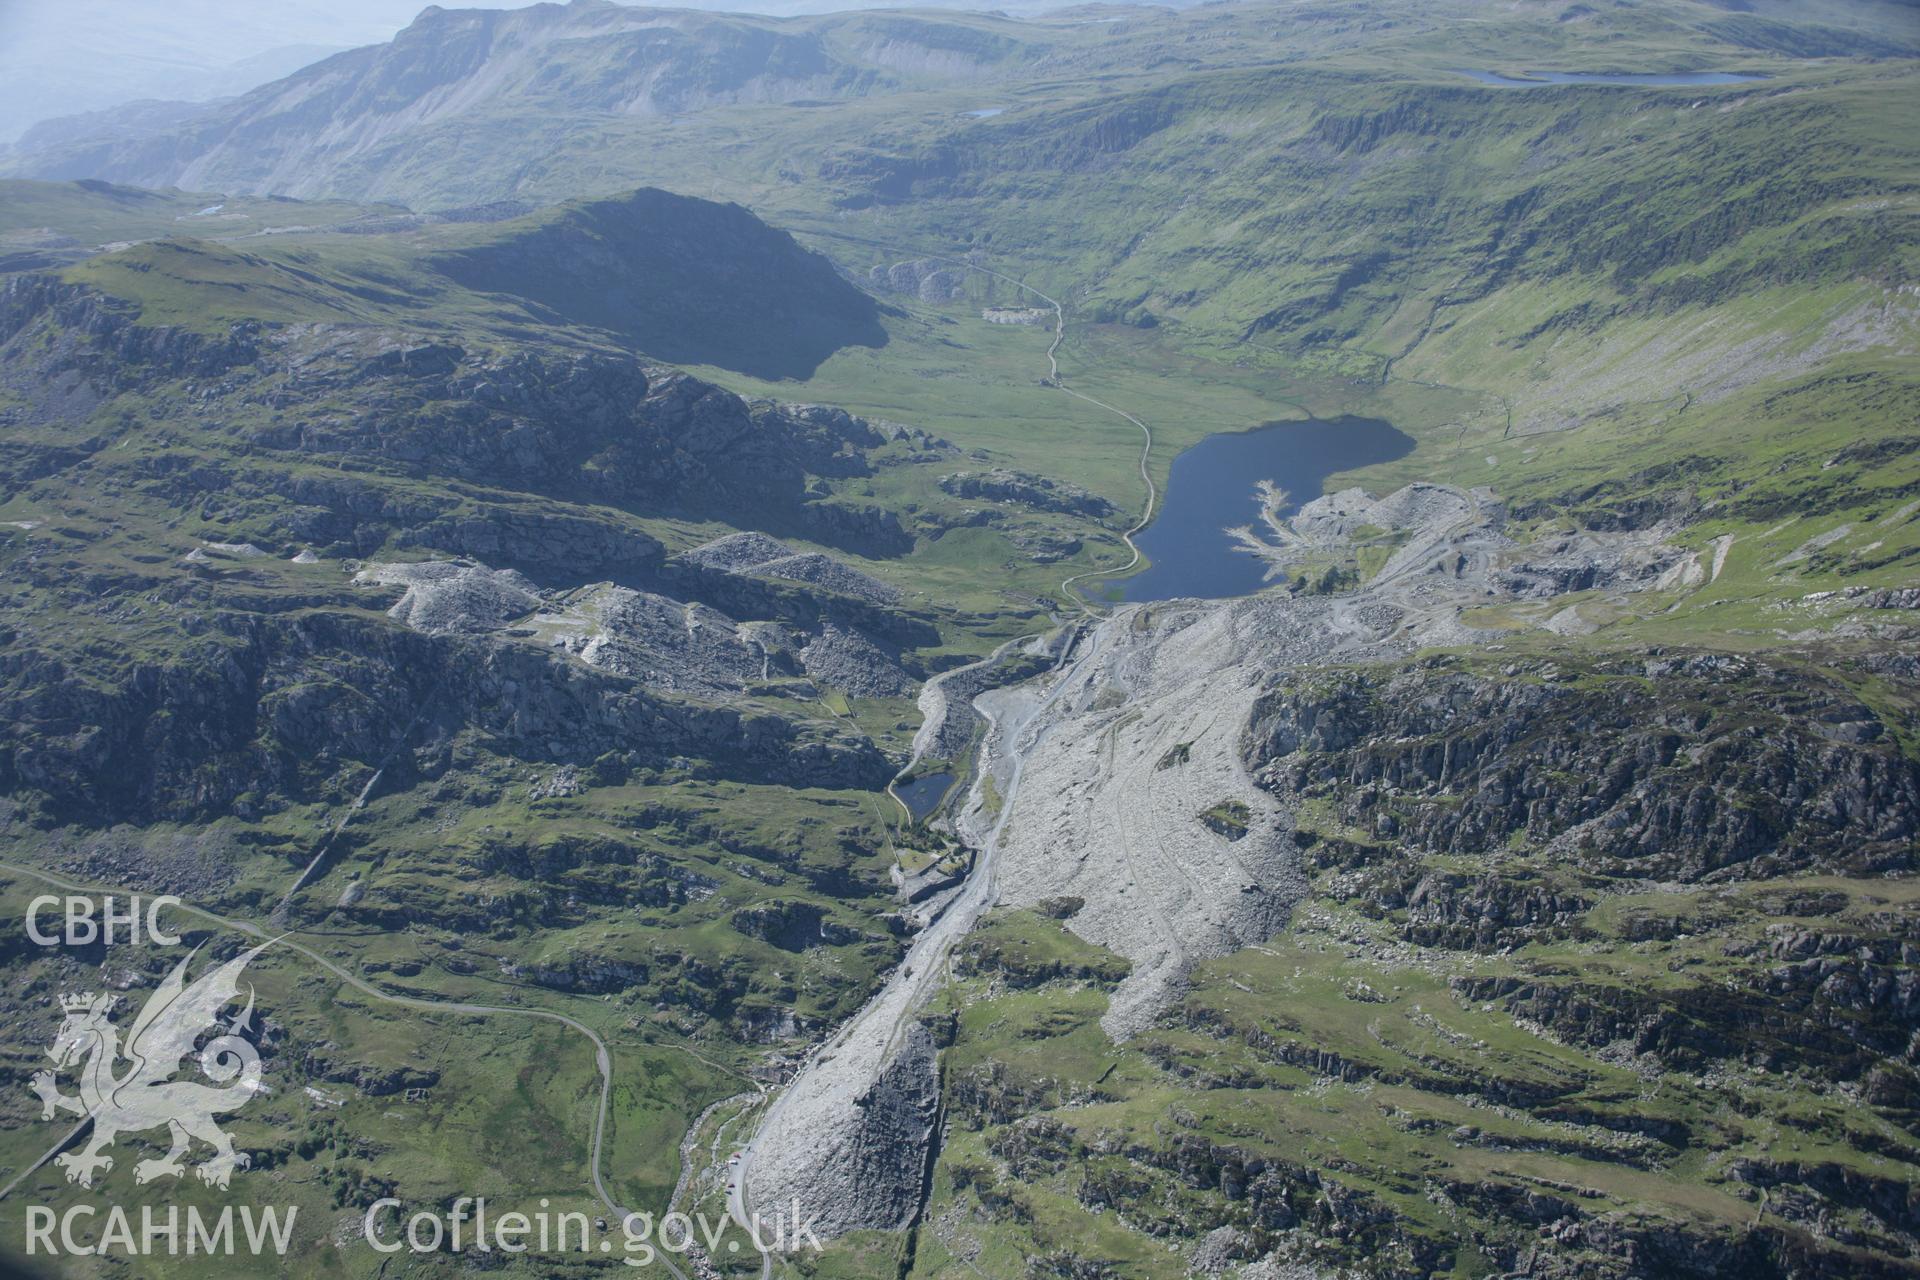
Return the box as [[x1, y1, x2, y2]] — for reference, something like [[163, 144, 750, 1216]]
[[0, 0, 526, 142]]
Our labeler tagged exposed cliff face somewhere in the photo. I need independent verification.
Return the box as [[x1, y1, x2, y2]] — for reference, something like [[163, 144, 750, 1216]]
[[0, 273, 261, 412], [0, 602, 892, 827], [906, 634, 1920, 1280], [1144, 644, 1920, 1268], [1244, 646, 1920, 1081], [262, 354, 907, 557], [1248, 653, 1920, 881]]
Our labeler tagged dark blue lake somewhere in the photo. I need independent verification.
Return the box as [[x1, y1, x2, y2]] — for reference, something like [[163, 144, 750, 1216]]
[[1457, 69, 1763, 87], [895, 771, 955, 822], [1118, 416, 1413, 603]]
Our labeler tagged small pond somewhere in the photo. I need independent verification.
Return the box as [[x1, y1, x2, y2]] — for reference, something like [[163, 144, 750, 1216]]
[[894, 771, 956, 822]]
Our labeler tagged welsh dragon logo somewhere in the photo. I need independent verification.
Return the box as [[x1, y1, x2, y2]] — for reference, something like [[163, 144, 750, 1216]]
[[29, 942, 269, 1190]]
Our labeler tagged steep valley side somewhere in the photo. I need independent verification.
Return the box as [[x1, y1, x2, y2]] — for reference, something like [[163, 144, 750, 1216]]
[[727, 474, 1920, 1275]]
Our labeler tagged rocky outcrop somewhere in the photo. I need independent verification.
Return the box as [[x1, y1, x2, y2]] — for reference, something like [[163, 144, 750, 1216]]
[[0, 274, 261, 386], [938, 468, 1114, 518], [0, 602, 892, 827], [730, 900, 868, 951], [387, 508, 666, 582], [1856, 586, 1920, 610], [1, 283, 910, 560], [954, 923, 1129, 990], [0, 276, 256, 468], [259, 353, 909, 556], [892, 856, 969, 905], [308, 1059, 441, 1098], [1248, 653, 1920, 880], [515, 953, 652, 995], [675, 532, 903, 604], [761, 552, 904, 604], [1399, 871, 1593, 950]]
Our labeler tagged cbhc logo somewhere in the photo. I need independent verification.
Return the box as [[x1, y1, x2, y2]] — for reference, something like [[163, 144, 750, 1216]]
[[26, 896, 183, 947]]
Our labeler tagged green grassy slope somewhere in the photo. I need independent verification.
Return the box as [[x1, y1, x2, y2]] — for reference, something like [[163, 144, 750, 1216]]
[[55, 0, 1897, 625], [0, 3, 1914, 1277]]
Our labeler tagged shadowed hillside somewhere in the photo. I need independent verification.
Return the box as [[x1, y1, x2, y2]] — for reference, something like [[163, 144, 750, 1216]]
[[432, 187, 889, 378]]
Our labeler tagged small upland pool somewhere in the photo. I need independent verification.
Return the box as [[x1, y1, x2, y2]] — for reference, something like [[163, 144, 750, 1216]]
[[894, 772, 956, 822]]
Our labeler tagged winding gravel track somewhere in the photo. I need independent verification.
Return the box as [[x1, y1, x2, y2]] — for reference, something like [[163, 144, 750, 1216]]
[[905, 256, 1159, 613], [938, 262, 1159, 611]]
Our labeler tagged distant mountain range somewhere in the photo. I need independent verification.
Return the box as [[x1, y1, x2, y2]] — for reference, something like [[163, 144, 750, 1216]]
[[0, 0, 1081, 181]]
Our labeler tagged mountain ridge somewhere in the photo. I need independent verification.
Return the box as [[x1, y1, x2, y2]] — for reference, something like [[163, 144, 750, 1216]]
[[1, 0, 1049, 199], [429, 186, 890, 378]]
